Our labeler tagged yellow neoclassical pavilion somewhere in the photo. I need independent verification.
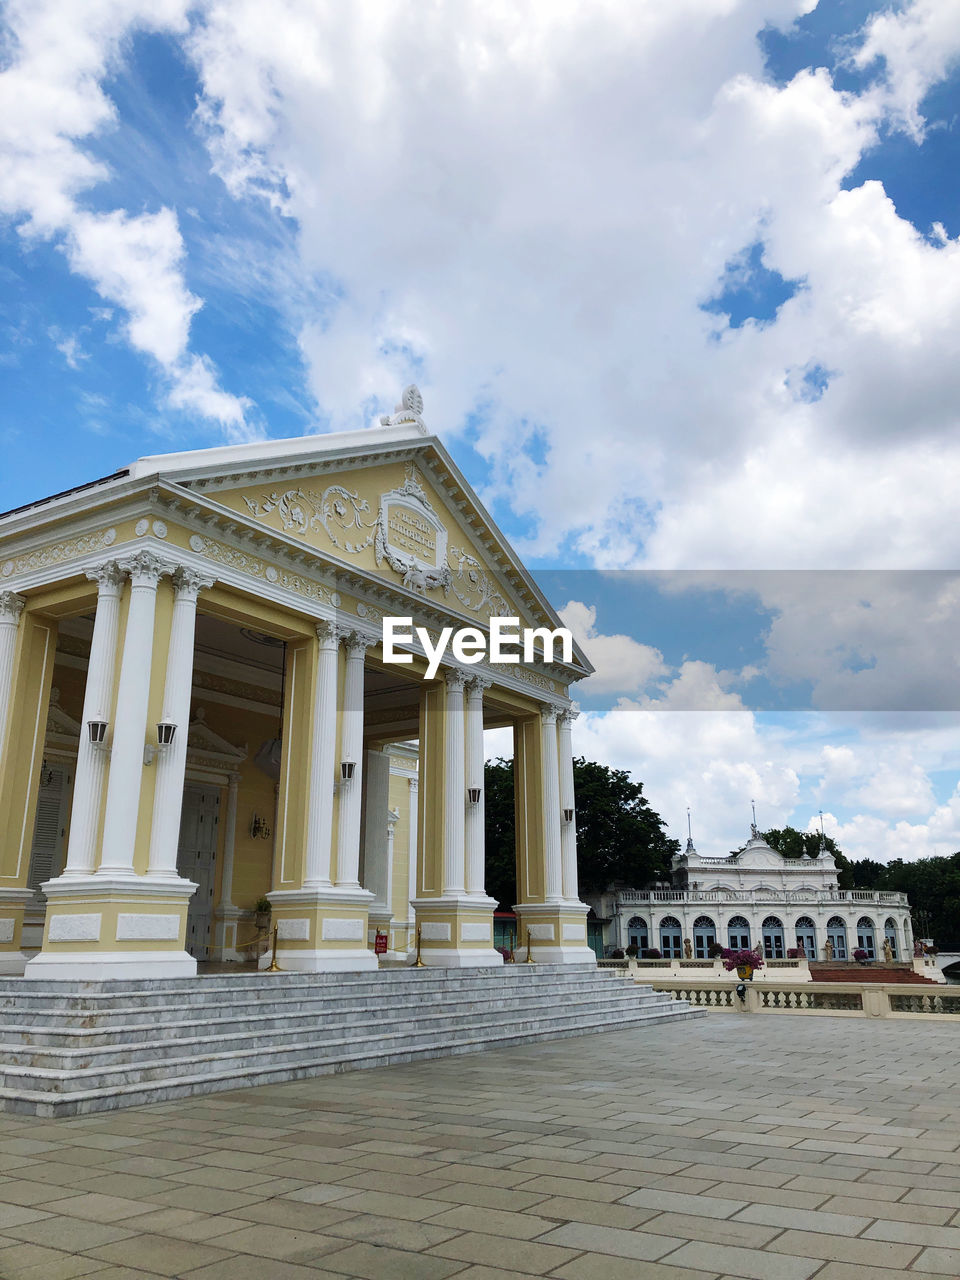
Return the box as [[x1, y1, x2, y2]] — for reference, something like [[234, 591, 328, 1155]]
[[0, 391, 594, 979]]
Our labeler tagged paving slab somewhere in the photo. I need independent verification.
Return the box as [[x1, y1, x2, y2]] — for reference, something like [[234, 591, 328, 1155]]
[[0, 1015, 956, 1278]]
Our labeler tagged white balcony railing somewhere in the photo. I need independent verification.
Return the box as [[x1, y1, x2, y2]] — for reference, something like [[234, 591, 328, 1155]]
[[613, 888, 909, 907]]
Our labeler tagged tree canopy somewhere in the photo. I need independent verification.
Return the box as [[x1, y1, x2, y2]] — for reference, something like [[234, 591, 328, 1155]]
[[483, 756, 678, 909]]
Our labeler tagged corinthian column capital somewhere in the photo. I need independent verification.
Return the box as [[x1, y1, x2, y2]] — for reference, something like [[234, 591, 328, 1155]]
[[116, 550, 172, 587], [172, 566, 215, 599], [85, 561, 126, 594], [0, 591, 25, 623]]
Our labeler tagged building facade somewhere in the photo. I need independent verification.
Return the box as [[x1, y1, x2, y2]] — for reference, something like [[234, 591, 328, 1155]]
[[0, 390, 595, 978], [587, 828, 913, 962]]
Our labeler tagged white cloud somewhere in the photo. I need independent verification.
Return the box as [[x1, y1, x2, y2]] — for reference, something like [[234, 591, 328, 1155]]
[[558, 600, 667, 695], [0, 0, 252, 436], [853, 0, 960, 138]]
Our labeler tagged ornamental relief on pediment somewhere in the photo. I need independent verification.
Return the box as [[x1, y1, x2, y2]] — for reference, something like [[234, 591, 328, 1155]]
[[242, 464, 511, 617]]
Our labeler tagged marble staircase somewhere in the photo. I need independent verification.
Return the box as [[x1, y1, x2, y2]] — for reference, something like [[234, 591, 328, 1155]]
[[0, 963, 702, 1116]]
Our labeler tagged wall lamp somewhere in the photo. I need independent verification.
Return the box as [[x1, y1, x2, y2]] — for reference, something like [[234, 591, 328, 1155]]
[[87, 719, 109, 747], [249, 813, 271, 840], [562, 807, 574, 824], [340, 759, 356, 782], [467, 787, 482, 805], [144, 721, 178, 765]]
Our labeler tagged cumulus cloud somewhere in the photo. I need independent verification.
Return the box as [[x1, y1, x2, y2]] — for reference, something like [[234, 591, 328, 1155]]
[[558, 600, 667, 695], [0, 0, 252, 436]]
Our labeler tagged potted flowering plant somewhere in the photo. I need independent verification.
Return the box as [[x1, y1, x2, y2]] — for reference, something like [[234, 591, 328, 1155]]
[[720, 947, 764, 980], [853, 948, 870, 964], [644, 947, 663, 959]]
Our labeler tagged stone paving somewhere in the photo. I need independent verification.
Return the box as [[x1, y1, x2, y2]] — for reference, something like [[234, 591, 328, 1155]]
[[0, 1015, 957, 1279]]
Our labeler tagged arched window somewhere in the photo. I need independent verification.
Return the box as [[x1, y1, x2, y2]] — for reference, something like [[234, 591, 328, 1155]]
[[627, 916, 649, 952], [794, 915, 817, 960], [659, 915, 682, 959], [761, 915, 785, 959], [692, 915, 716, 959], [727, 915, 750, 950], [826, 916, 848, 960], [857, 916, 877, 959], [883, 917, 899, 960]]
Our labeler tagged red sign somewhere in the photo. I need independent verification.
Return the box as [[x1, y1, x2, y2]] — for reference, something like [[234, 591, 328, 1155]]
[[374, 931, 388, 955]]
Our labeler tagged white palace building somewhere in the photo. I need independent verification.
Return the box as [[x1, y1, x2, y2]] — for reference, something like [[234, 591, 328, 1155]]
[[587, 827, 914, 964], [0, 390, 598, 980]]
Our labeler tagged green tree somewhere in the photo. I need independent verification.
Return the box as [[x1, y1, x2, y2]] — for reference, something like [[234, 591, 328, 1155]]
[[483, 757, 679, 909]]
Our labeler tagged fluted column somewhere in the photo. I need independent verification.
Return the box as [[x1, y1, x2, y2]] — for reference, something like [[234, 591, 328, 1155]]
[[218, 772, 240, 911], [98, 552, 168, 875], [558, 708, 579, 903], [62, 563, 126, 876], [541, 704, 563, 903], [147, 567, 213, 876], [335, 632, 372, 888], [464, 676, 489, 895], [304, 621, 339, 888], [442, 668, 466, 895], [0, 591, 25, 769], [407, 776, 418, 913]]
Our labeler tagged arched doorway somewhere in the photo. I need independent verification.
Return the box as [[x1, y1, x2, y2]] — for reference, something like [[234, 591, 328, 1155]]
[[884, 917, 899, 959], [727, 915, 750, 950], [692, 915, 716, 959], [762, 915, 785, 959], [627, 915, 649, 953], [794, 915, 817, 959], [827, 916, 847, 960], [659, 915, 682, 958], [857, 916, 877, 959]]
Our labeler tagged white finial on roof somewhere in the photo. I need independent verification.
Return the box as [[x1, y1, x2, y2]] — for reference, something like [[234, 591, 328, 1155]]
[[380, 384, 427, 434], [750, 799, 759, 839]]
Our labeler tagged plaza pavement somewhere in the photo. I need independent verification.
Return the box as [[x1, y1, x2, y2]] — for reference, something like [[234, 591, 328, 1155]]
[[0, 1016, 957, 1280]]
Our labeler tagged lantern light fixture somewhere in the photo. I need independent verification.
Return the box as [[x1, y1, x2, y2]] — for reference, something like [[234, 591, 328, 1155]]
[[467, 787, 482, 805], [562, 807, 574, 824], [340, 759, 356, 782], [157, 720, 177, 747], [87, 719, 108, 745]]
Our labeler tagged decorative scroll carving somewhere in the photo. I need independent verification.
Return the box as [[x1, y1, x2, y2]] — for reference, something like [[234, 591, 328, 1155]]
[[447, 546, 510, 616], [187, 535, 339, 606], [1, 528, 117, 580], [243, 485, 377, 554]]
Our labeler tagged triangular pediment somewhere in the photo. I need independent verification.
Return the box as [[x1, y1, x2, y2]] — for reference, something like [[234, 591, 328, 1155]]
[[134, 424, 591, 676], [46, 688, 81, 744], [187, 710, 247, 766]]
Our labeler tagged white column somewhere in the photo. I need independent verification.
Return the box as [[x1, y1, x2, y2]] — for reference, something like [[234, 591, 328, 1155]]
[[335, 632, 372, 888], [61, 563, 126, 876], [442, 667, 466, 895], [558, 708, 580, 903], [303, 620, 339, 888], [147, 567, 212, 877], [98, 552, 168, 875], [464, 675, 488, 895], [218, 772, 240, 911], [541, 704, 563, 903], [0, 591, 26, 769], [407, 776, 419, 912]]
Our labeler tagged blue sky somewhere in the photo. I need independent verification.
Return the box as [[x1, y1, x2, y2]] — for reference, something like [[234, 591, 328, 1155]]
[[3, 0, 960, 861]]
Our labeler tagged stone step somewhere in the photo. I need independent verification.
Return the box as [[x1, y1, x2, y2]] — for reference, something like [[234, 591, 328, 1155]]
[[0, 995, 692, 1091], [0, 986, 675, 1057], [2, 986, 675, 1046], [0, 967, 703, 1116], [0, 966, 613, 1015], [0, 1000, 700, 1115], [0, 977, 645, 1031], [1, 962, 598, 1001], [0, 1003, 703, 1119]]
